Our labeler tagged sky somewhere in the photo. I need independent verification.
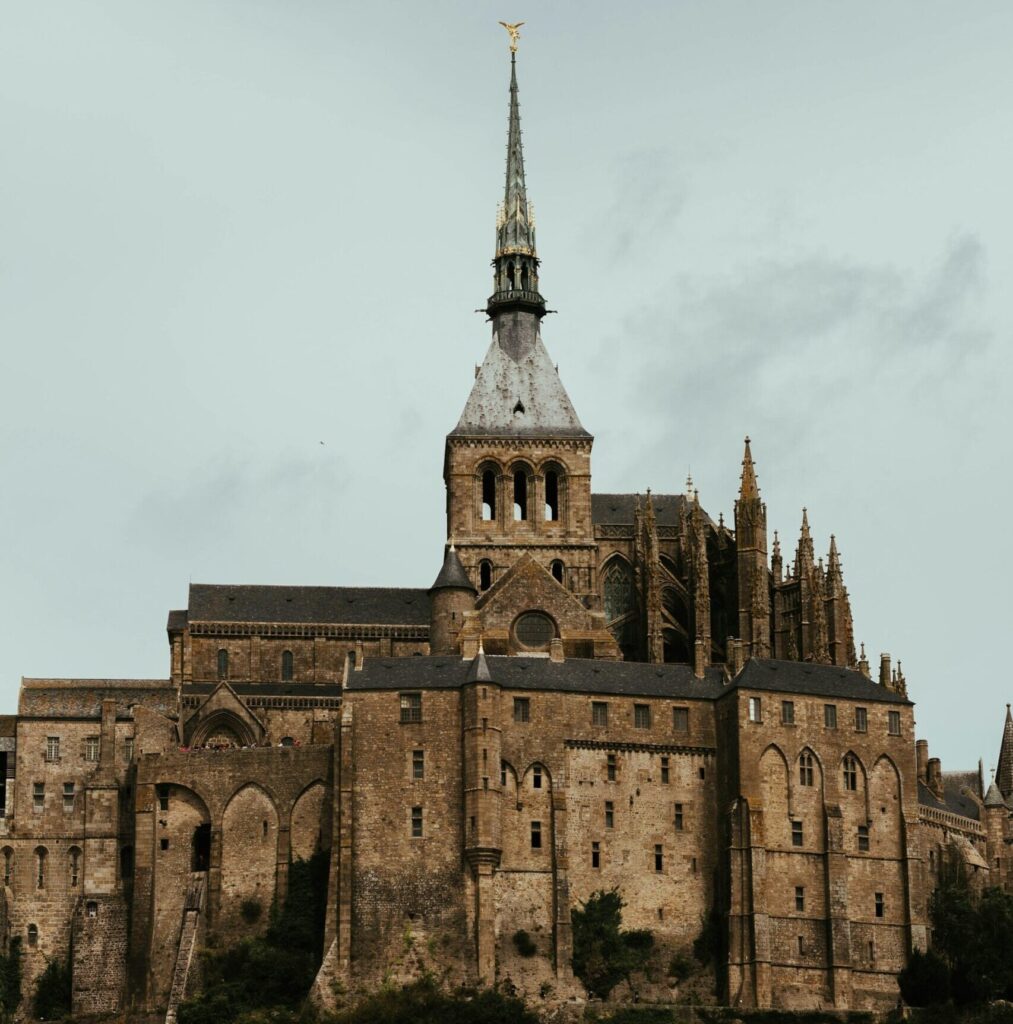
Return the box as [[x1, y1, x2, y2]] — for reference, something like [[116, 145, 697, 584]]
[[1, 1, 1010, 772]]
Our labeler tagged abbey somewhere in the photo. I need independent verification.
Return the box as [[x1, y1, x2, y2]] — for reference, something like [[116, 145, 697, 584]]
[[1, 50, 1009, 1018]]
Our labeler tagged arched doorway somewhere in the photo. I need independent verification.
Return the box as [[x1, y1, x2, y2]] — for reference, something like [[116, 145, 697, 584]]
[[192, 823, 211, 872]]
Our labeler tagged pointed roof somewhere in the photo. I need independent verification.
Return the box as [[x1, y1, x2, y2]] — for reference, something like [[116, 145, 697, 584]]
[[797, 508, 815, 571], [466, 647, 493, 684], [430, 546, 476, 593], [497, 54, 535, 260], [985, 778, 1006, 808], [997, 705, 1013, 798], [827, 535, 842, 580], [739, 437, 760, 500], [451, 326, 589, 437]]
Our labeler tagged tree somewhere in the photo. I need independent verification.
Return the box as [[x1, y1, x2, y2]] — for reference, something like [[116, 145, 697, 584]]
[[32, 957, 72, 1021], [0, 938, 22, 1024], [571, 889, 654, 1000], [898, 948, 951, 1006]]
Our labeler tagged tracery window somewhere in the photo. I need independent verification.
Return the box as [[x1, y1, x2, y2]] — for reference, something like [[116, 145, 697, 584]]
[[799, 752, 814, 787], [602, 559, 636, 654], [217, 649, 229, 680], [843, 754, 859, 792]]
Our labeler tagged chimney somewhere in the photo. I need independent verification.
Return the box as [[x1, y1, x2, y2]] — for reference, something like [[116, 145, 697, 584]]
[[879, 653, 891, 689], [927, 757, 943, 800], [916, 739, 929, 784], [694, 638, 706, 680]]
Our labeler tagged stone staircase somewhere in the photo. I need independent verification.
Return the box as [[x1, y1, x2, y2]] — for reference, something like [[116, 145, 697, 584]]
[[165, 872, 207, 1024]]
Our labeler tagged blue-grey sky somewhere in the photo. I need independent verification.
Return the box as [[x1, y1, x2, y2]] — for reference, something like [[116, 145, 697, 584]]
[[2, 2, 1010, 772]]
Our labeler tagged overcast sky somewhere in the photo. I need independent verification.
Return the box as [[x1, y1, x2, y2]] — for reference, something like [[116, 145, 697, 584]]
[[2, 1, 1010, 772]]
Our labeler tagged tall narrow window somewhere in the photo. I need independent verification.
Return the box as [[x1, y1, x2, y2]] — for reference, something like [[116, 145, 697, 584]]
[[412, 749, 425, 780], [799, 752, 814, 787], [855, 707, 868, 733], [411, 806, 423, 838], [281, 650, 294, 681], [513, 470, 527, 521], [33, 783, 44, 813], [550, 559, 564, 584], [888, 710, 901, 736], [481, 470, 496, 521], [824, 704, 837, 729], [654, 845, 663, 872], [781, 700, 795, 725], [674, 803, 684, 830], [748, 697, 762, 723], [158, 785, 170, 812], [45, 737, 60, 762], [530, 821, 542, 849], [27, 924, 38, 948], [479, 560, 492, 592], [843, 755, 858, 791], [857, 824, 870, 852], [85, 736, 100, 762], [69, 847, 81, 888], [795, 886, 805, 912], [605, 801, 614, 829], [63, 783, 75, 813], [875, 892, 885, 918], [544, 470, 559, 521], [513, 698, 530, 723], [606, 754, 617, 782], [35, 847, 47, 890], [217, 648, 229, 680], [591, 842, 600, 868], [660, 756, 670, 784], [124, 737, 134, 762], [532, 766, 542, 789], [2, 847, 13, 887]]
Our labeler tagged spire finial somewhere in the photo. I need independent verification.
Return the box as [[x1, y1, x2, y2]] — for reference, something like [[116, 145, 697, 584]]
[[478, 634, 485, 655], [739, 437, 760, 500]]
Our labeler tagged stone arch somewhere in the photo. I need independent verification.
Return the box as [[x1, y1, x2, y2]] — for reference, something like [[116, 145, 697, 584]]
[[508, 460, 534, 521], [869, 755, 904, 857], [290, 780, 328, 861], [221, 783, 279, 935], [538, 458, 568, 523], [477, 458, 503, 522], [190, 709, 258, 749], [758, 744, 791, 848], [662, 586, 691, 663]]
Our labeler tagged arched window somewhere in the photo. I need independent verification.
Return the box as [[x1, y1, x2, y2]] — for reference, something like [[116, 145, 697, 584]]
[[2, 847, 12, 887], [479, 560, 492, 592], [481, 469, 496, 521], [69, 846, 81, 888], [544, 470, 560, 521], [35, 847, 47, 890], [799, 752, 814, 787], [551, 560, 564, 584], [86, 901, 98, 918], [27, 924, 38, 948], [281, 650, 294, 681], [513, 470, 528, 521], [603, 559, 637, 656], [507, 261, 515, 290], [280, 736, 295, 747], [843, 754, 859, 792], [521, 263, 529, 291], [217, 648, 229, 680]]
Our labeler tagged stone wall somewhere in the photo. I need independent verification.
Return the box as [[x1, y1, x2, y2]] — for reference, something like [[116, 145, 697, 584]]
[[71, 892, 128, 1014]]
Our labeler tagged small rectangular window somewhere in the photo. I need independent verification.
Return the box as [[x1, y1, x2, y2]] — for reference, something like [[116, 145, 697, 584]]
[[672, 707, 689, 733], [605, 801, 614, 829], [513, 697, 530, 723], [85, 736, 100, 762], [791, 820, 804, 847], [660, 756, 670, 785], [591, 841, 600, 869], [400, 693, 422, 724], [824, 704, 837, 729], [592, 701, 608, 727], [798, 935, 805, 956], [606, 753, 617, 782], [33, 783, 44, 813], [674, 803, 684, 831], [500, 762, 507, 787], [781, 700, 795, 725], [795, 886, 805, 912], [63, 783, 75, 814], [532, 766, 542, 789], [748, 696, 762, 723], [634, 704, 651, 729], [411, 806, 423, 838], [699, 766, 706, 780], [855, 707, 868, 733], [888, 711, 901, 736], [160, 838, 169, 851], [858, 824, 870, 852], [531, 821, 542, 849], [45, 737, 60, 762], [158, 785, 170, 812], [412, 749, 425, 780], [654, 845, 663, 872], [875, 892, 884, 918]]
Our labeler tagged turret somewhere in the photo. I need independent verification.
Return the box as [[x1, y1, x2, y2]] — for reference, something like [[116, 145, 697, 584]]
[[428, 545, 476, 655], [997, 705, 1013, 800]]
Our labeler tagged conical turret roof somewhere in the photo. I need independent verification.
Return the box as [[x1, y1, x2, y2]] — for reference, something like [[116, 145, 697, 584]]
[[430, 546, 476, 593]]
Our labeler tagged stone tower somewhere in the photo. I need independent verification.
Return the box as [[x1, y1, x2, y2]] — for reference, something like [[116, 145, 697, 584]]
[[444, 52, 598, 605]]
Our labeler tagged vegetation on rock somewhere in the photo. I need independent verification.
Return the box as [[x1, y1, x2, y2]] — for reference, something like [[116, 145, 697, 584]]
[[571, 889, 654, 999]]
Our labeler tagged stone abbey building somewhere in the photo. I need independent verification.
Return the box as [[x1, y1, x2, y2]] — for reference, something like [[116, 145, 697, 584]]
[[2, 49, 1010, 1019]]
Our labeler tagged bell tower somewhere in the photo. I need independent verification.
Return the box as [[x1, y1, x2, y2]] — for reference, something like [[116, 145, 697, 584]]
[[444, 47, 599, 606]]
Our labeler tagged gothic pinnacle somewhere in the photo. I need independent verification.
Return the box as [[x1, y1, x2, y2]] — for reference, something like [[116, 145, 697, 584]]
[[739, 436, 760, 500]]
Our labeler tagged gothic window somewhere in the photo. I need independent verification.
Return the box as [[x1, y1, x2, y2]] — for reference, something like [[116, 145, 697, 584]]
[[602, 559, 636, 655], [481, 469, 496, 521], [217, 648, 229, 680], [544, 470, 559, 521], [281, 650, 294, 681], [513, 470, 528, 520], [799, 752, 814, 787], [479, 560, 493, 591], [843, 754, 859, 792], [550, 559, 564, 583]]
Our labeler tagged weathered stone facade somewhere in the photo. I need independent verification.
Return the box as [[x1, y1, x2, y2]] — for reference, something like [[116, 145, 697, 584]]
[[2, 46, 1008, 1021]]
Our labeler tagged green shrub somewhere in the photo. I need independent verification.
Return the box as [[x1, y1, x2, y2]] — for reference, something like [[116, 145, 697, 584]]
[[571, 889, 654, 999], [667, 954, 692, 982], [240, 898, 263, 924], [333, 977, 539, 1023], [512, 929, 537, 957], [0, 938, 21, 1024], [32, 957, 72, 1021], [898, 948, 951, 1006]]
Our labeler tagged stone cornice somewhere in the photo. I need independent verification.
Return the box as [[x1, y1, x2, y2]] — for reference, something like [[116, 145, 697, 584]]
[[565, 738, 715, 756], [447, 436, 594, 452]]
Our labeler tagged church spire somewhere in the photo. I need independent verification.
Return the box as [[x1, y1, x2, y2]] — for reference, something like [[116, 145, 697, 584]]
[[487, 51, 546, 319], [997, 704, 1013, 799]]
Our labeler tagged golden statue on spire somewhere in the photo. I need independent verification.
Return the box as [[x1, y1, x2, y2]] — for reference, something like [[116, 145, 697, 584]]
[[499, 21, 524, 53]]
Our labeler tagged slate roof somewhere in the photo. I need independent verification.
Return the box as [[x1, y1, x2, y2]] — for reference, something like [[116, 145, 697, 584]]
[[347, 655, 727, 699], [918, 778, 981, 822], [731, 659, 911, 705], [19, 679, 176, 719], [167, 609, 187, 632], [942, 772, 982, 821], [430, 548, 476, 593], [592, 493, 715, 528], [186, 584, 430, 626], [450, 325, 589, 438]]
